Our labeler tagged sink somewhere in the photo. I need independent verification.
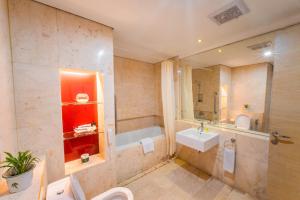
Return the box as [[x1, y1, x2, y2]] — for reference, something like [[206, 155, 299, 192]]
[[176, 128, 219, 152]]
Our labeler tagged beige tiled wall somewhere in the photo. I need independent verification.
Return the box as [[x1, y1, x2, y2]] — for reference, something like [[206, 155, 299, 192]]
[[116, 136, 167, 183], [0, 0, 17, 182], [192, 66, 220, 121], [175, 120, 269, 200], [267, 24, 300, 200], [114, 56, 163, 133], [230, 63, 272, 131], [117, 116, 163, 133], [191, 63, 272, 131], [8, 1, 116, 197], [219, 65, 231, 122]]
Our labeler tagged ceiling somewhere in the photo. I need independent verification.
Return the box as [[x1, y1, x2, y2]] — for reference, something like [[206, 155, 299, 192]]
[[35, 0, 300, 63], [181, 31, 276, 68]]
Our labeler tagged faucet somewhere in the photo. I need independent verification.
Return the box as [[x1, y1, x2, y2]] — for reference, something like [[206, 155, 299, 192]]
[[197, 122, 204, 134]]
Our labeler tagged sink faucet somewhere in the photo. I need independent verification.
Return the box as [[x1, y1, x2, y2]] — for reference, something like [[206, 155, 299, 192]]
[[197, 122, 204, 134]]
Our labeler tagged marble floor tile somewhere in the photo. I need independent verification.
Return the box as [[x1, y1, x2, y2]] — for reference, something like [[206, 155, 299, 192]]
[[124, 159, 257, 200]]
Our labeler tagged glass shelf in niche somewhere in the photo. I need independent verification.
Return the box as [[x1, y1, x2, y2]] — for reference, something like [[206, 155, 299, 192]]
[[61, 101, 103, 106], [63, 130, 104, 141]]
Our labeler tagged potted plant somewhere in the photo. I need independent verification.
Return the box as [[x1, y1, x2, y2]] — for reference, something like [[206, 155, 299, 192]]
[[0, 151, 39, 193]]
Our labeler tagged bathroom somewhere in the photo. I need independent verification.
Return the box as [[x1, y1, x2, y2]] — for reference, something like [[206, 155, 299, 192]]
[[0, 0, 300, 200]]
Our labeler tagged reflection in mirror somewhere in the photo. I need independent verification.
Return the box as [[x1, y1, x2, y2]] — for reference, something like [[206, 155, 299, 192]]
[[180, 32, 275, 133]]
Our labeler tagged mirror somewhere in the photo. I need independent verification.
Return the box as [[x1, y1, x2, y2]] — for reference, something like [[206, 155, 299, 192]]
[[180, 31, 276, 134]]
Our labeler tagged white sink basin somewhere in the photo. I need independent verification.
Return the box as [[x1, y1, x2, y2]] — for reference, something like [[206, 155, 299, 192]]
[[176, 128, 219, 152]]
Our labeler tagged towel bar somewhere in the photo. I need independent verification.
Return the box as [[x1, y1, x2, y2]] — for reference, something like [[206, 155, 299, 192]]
[[224, 138, 236, 149]]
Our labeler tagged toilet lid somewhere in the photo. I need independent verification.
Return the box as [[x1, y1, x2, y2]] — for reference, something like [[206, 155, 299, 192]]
[[235, 114, 251, 130], [47, 177, 74, 200]]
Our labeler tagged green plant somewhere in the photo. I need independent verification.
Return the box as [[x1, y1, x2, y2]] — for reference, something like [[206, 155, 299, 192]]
[[0, 151, 39, 176]]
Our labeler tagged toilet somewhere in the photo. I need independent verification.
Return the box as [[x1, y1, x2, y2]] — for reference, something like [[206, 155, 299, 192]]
[[91, 187, 134, 200], [46, 175, 133, 200], [235, 114, 251, 130]]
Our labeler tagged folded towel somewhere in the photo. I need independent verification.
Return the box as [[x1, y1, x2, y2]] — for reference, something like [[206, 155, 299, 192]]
[[140, 138, 154, 154], [74, 125, 96, 133], [223, 147, 235, 173], [78, 123, 93, 128]]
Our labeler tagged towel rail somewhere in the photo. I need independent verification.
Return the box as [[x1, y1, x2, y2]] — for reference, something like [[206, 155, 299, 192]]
[[224, 138, 236, 150], [117, 115, 162, 122]]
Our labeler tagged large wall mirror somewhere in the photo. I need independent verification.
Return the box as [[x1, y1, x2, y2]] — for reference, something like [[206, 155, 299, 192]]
[[179, 31, 276, 134]]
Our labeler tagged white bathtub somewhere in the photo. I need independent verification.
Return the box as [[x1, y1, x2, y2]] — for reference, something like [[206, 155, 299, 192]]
[[115, 126, 167, 183], [116, 126, 164, 150]]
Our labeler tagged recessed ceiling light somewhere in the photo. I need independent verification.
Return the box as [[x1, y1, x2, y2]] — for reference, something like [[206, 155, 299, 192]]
[[198, 39, 202, 43], [98, 50, 104, 56], [263, 51, 272, 57], [218, 49, 222, 53], [61, 71, 91, 76]]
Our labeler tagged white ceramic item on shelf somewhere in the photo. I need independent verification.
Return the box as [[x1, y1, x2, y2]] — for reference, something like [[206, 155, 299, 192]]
[[76, 93, 89, 103], [235, 114, 251, 130]]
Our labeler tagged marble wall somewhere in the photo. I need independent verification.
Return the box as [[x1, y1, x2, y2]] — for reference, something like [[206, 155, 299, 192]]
[[0, 0, 17, 181], [267, 24, 300, 200], [192, 66, 219, 121], [8, 0, 116, 197], [219, 65, 231, 122], [175, 120, 269, 200], [190, 63, 272, 131], [114, 56, 163, 133], [116, 136, 167, 183], [230, 63, 272, 131]]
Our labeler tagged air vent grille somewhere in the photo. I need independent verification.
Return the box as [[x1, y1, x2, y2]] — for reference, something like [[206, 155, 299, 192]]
[[209, 0, 250, 25], [247, 41, 272, 50]]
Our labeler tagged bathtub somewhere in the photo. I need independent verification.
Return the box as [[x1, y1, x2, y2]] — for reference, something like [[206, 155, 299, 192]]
[[115, 126, 167, 183], [116, 126, 164, 150]]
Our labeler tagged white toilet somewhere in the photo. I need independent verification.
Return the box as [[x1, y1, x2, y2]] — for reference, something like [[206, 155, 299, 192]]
[[46, 175, 133, 200], [91, 187, 134, 200], [235, 114, 251, 130]]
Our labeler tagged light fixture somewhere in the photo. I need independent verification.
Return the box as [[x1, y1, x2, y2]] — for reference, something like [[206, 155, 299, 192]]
[[98, 50, 104, 57], [61, 70, 94, 76], [263, 51, 272, 57], [197, 39, 202, 43], [61, 71, 89, 76], [218, 49, 222, 53]]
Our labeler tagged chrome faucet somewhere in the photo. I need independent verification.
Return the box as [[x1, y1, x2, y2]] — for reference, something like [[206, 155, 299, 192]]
[[197, 122, 204, 134]]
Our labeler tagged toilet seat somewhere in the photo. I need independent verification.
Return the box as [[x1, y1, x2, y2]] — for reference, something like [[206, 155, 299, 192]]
[[91, 187, 134, 200], [46, 177, 74, 200], [235, 114, 251, 130], [46, 176, 134, 200]]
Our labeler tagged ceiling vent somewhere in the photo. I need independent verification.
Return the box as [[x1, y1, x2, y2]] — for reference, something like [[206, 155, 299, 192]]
[[209, 0, 250, 25], [247, 41, 272, 50]]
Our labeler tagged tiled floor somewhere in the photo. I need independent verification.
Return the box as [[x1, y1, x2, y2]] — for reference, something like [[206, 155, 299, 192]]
[[122, 159, 256, 200]]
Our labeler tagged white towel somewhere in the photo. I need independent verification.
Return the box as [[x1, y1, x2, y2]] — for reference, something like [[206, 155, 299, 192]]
[[140, 138, 154, 154], [223, 147, 235, 173]]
